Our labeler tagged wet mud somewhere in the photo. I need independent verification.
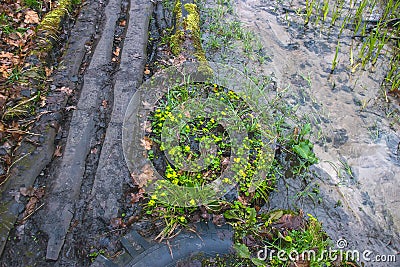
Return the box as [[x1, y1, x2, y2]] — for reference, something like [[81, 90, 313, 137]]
[[231, 0, 399, 263], [0, 0, 399, 266]]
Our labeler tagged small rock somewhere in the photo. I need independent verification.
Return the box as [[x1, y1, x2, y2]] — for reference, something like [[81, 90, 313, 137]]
[[0, 147, 8, 156], [20, 90, 31, 97], [333, 129, 348, 148], [0, 164, 6, 176]]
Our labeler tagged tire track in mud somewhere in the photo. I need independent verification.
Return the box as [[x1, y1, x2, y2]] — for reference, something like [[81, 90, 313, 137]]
[[59, 0, 153, 265], [89, 0, 152, 223], [43, 0, 125, 260], [55, 0, 132, 265], [0, 0, 153, 265], [43, 0, 153, 263]]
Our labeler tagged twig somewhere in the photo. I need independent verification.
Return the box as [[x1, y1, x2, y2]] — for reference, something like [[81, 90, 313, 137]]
[[5, 129, 42, 136], [166, 239, 174, 259], [20, 203, 45, 222], [167, 228, 182, 239], [0, 152, 31, 187], [99, 227, 126, 237], [188, 227, 204, 242]]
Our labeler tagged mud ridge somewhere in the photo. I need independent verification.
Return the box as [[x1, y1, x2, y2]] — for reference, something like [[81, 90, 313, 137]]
[[56, 0, 132, 265]]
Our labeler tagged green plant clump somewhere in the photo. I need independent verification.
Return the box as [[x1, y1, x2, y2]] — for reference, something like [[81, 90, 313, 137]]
[[201, 211, 358, 266], [141, 80, 319, 240]]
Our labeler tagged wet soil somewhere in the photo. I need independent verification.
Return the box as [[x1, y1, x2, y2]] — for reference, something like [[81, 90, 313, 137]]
[[0, 0, 399, 266], [0, 0, 139, 265]]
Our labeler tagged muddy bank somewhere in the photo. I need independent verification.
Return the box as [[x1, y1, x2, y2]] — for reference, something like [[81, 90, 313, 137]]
[[231, 0, 400, 262]]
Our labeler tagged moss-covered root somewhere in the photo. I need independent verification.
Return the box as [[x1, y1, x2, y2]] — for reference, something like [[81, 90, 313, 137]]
[[170, 0, 183, 55], [37, 0, 79, 55], [170, 0, 207, 63]]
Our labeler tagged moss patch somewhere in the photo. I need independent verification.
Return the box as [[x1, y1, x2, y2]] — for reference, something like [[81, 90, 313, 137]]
[[170, 0, 183, 55], [183, 3, 206, 62], [0, 202, 18, 257], [170, 1, 207, 63], [37, 0, 78, 56]]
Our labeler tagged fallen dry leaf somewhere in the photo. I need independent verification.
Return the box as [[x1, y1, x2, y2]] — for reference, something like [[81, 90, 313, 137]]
[[0, 94, 6, 107], [119, 20, 126, 27], [142, 100, 152, 109], [44, 66, 53, 77], [54, 145, 62, 157], [102, 99, 108, 108], [0, 66, 9, 78], [21, 196, 38, 223], [130, 188, 145, 204], [0, 51, 19, 65], [238, 195, 249, 206], [140, 136, 153, 150], [6, 38, 23, 47], [273, 210, 305, 231], [113, 47, 120, 57], [65, 106, 76, 111], [24, 10, 39, 24], [57, 86, 73, 96], [131, 164, 155, 187], [8, 33, 20, 41], [144, 68, 151, 75], [20, 186, 35, 197], [142, 121, 152, 133]]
